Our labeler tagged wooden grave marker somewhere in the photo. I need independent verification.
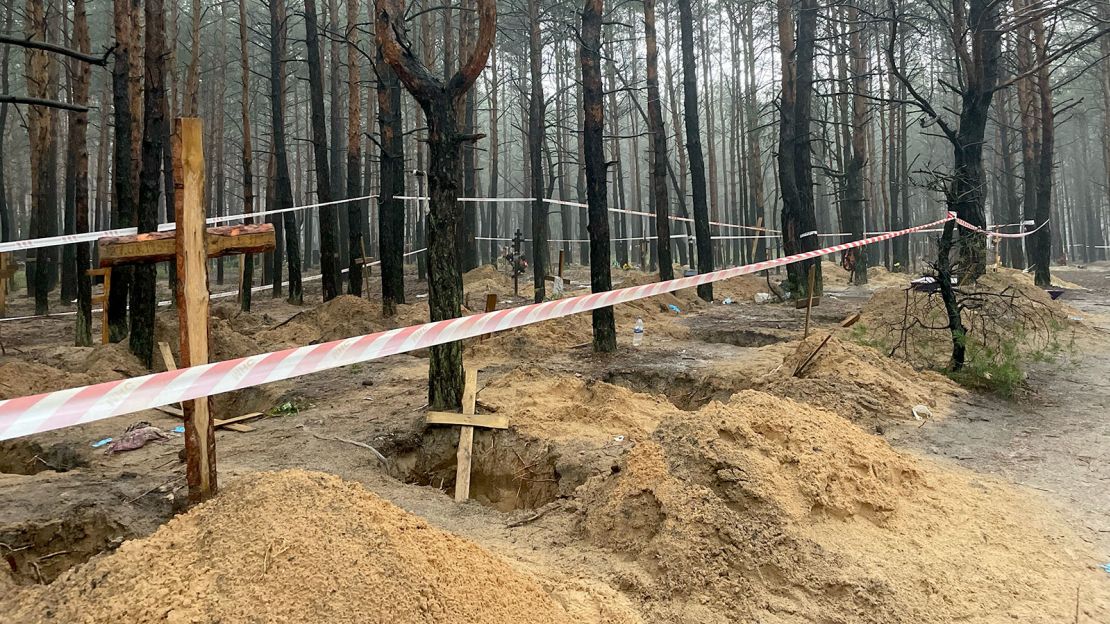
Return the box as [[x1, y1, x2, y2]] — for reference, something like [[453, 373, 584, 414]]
[[426, 368, 509, 502], [86, 267, 112, 344], [94, 118, 275, 502]]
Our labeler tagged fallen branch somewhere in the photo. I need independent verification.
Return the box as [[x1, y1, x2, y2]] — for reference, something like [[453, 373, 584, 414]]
[[793, 334, 833, 377], [310, 431, 388, 465]]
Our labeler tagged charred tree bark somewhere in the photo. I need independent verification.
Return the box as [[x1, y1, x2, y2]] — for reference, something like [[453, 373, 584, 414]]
[[1029, 15, 1053, 286], [487, 47, 500, 263], [345, 0, 363, 296], [677, 0, 713, 301], [376, 0, 495, 408], [582, 0, 616, 352], [238, 0, 255, 311], [270, 0, 302, 304], [26, 0, 54, 315], [528, 0, 547, 302], [305, 0, 340, 301], [645, 0, 673, 281], [109, 0, 134, 338], [131, 0, 169, 368], [777, 0, 822, 297], [376, 48, 406, 315], [73, 0, 92, 346]]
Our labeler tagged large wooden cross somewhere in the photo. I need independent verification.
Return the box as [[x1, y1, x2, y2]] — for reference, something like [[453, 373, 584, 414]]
[[96, 118, 275, 503]]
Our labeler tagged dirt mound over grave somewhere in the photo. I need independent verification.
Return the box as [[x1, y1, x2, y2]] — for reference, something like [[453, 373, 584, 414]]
[[1, 470, 571, 624], [480, 367, 682, 441], [756, 334, 963, 424], [256, 295, 430, 348], [821, 259, 912, 290], [574, 390, 1109, 622]]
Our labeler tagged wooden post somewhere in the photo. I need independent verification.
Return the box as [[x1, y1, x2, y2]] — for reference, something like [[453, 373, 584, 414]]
[[803, 264, 816, 339], [750, 216, 763, 260], [174, 118, 217, 503], [86, 267, 111, 344], [0, 253, 15, 314], [480, 294, 497, 341], [454, 367, 478, 502], [557, 249, 564, 277]]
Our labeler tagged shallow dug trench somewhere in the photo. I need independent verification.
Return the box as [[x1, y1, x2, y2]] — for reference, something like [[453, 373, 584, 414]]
[[600, 365, 758, 411], [0, 441, 86, 475], [1, 507, 128, 585], [389, 428, 563, 512]]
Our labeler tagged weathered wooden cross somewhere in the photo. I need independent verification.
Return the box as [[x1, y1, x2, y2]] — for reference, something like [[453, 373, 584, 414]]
[[426, 367, 509, 502], [0, 253, 18, 315], [96, 118, 275, 503]]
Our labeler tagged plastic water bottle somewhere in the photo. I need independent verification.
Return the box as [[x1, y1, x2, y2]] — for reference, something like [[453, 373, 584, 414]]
[[632, 318, 644, 347]]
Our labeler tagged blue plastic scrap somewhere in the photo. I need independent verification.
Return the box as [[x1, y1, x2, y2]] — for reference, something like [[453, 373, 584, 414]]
[[91, 437, 113, 448], [667, 304, 681, 314], [173, 425, 185, 434], [1101, 563, 1110, 575]]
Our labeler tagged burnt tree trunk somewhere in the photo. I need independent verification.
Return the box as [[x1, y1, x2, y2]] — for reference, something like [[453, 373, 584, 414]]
[[73, 0, 92, 346], [109, 0, 134, 334], [238, 0, 255, 310], [304, 0, 340, 301], [645, 0, 673, 281], [270, 0, 302, 304], [376, 48, 406, 315], [131, 0, 169, 368], [581, 0, 616, 352], [528, 0, 547, 302], [346, 0, 363, 296], [777, 0, 821, 297], [677, 0, 712, 300], [377, 0, 495, 408]]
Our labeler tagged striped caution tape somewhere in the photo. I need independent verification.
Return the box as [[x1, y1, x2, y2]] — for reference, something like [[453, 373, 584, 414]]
[[0, 215, 953, 441]]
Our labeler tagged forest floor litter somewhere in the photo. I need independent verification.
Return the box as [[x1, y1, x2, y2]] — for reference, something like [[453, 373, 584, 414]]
[[1, 262, 1109, 623]]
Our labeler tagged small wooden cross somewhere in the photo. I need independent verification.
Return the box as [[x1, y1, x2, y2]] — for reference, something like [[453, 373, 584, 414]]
[[0, 253, 17, 315], [426, 367, 508, 502]]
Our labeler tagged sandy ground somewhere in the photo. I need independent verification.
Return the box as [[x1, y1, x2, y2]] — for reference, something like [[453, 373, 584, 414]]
[[1, 260, 1109, 622]]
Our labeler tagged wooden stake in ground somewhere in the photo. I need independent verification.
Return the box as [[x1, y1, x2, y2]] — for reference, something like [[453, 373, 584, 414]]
[[803, 264, 816, 338], [86, 267, 111, 344], [426, 368, 509, 502], [174, 118, 217, 503]]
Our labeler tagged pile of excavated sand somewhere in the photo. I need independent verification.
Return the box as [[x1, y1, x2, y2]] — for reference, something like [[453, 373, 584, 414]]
[[480, 367, 683, 441], [757, 334, 963, 424], [575, 390, 1110, 623], [2, 470, 571, 624], [0, 341, 149, 400], [463, 264, 535, 300], [821, 260, 912, 289], [256, 295, 429, 348], [469, 277, 697, 359]]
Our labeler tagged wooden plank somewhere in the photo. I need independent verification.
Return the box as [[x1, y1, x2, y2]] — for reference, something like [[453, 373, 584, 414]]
[[802, 264, 816, 338], [454, 368, 479, 503], [97, 224, 275, 267], [480, 294, 498, 341], [427, 411, 508, 429], [155, 405, 256, 432], [839, 312, 861, 328], [174, 117, 217, 503]]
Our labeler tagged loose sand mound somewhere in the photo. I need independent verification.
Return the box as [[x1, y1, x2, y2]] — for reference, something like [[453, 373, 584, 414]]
[[256, 295, 429, 348], [757, 334, 963, 423], [575, 391, 1109, 622], [463, 264, 535, 300], [2, 470, 571, 624], [0, 342, 149, 400], [821, 259, 913, 289], [481, 367, 683, 440]]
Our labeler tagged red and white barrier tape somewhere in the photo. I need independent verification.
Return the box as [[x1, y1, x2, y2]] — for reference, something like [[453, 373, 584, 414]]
[[0, 215, 951, 441], [953, 215, 1049, 239]]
